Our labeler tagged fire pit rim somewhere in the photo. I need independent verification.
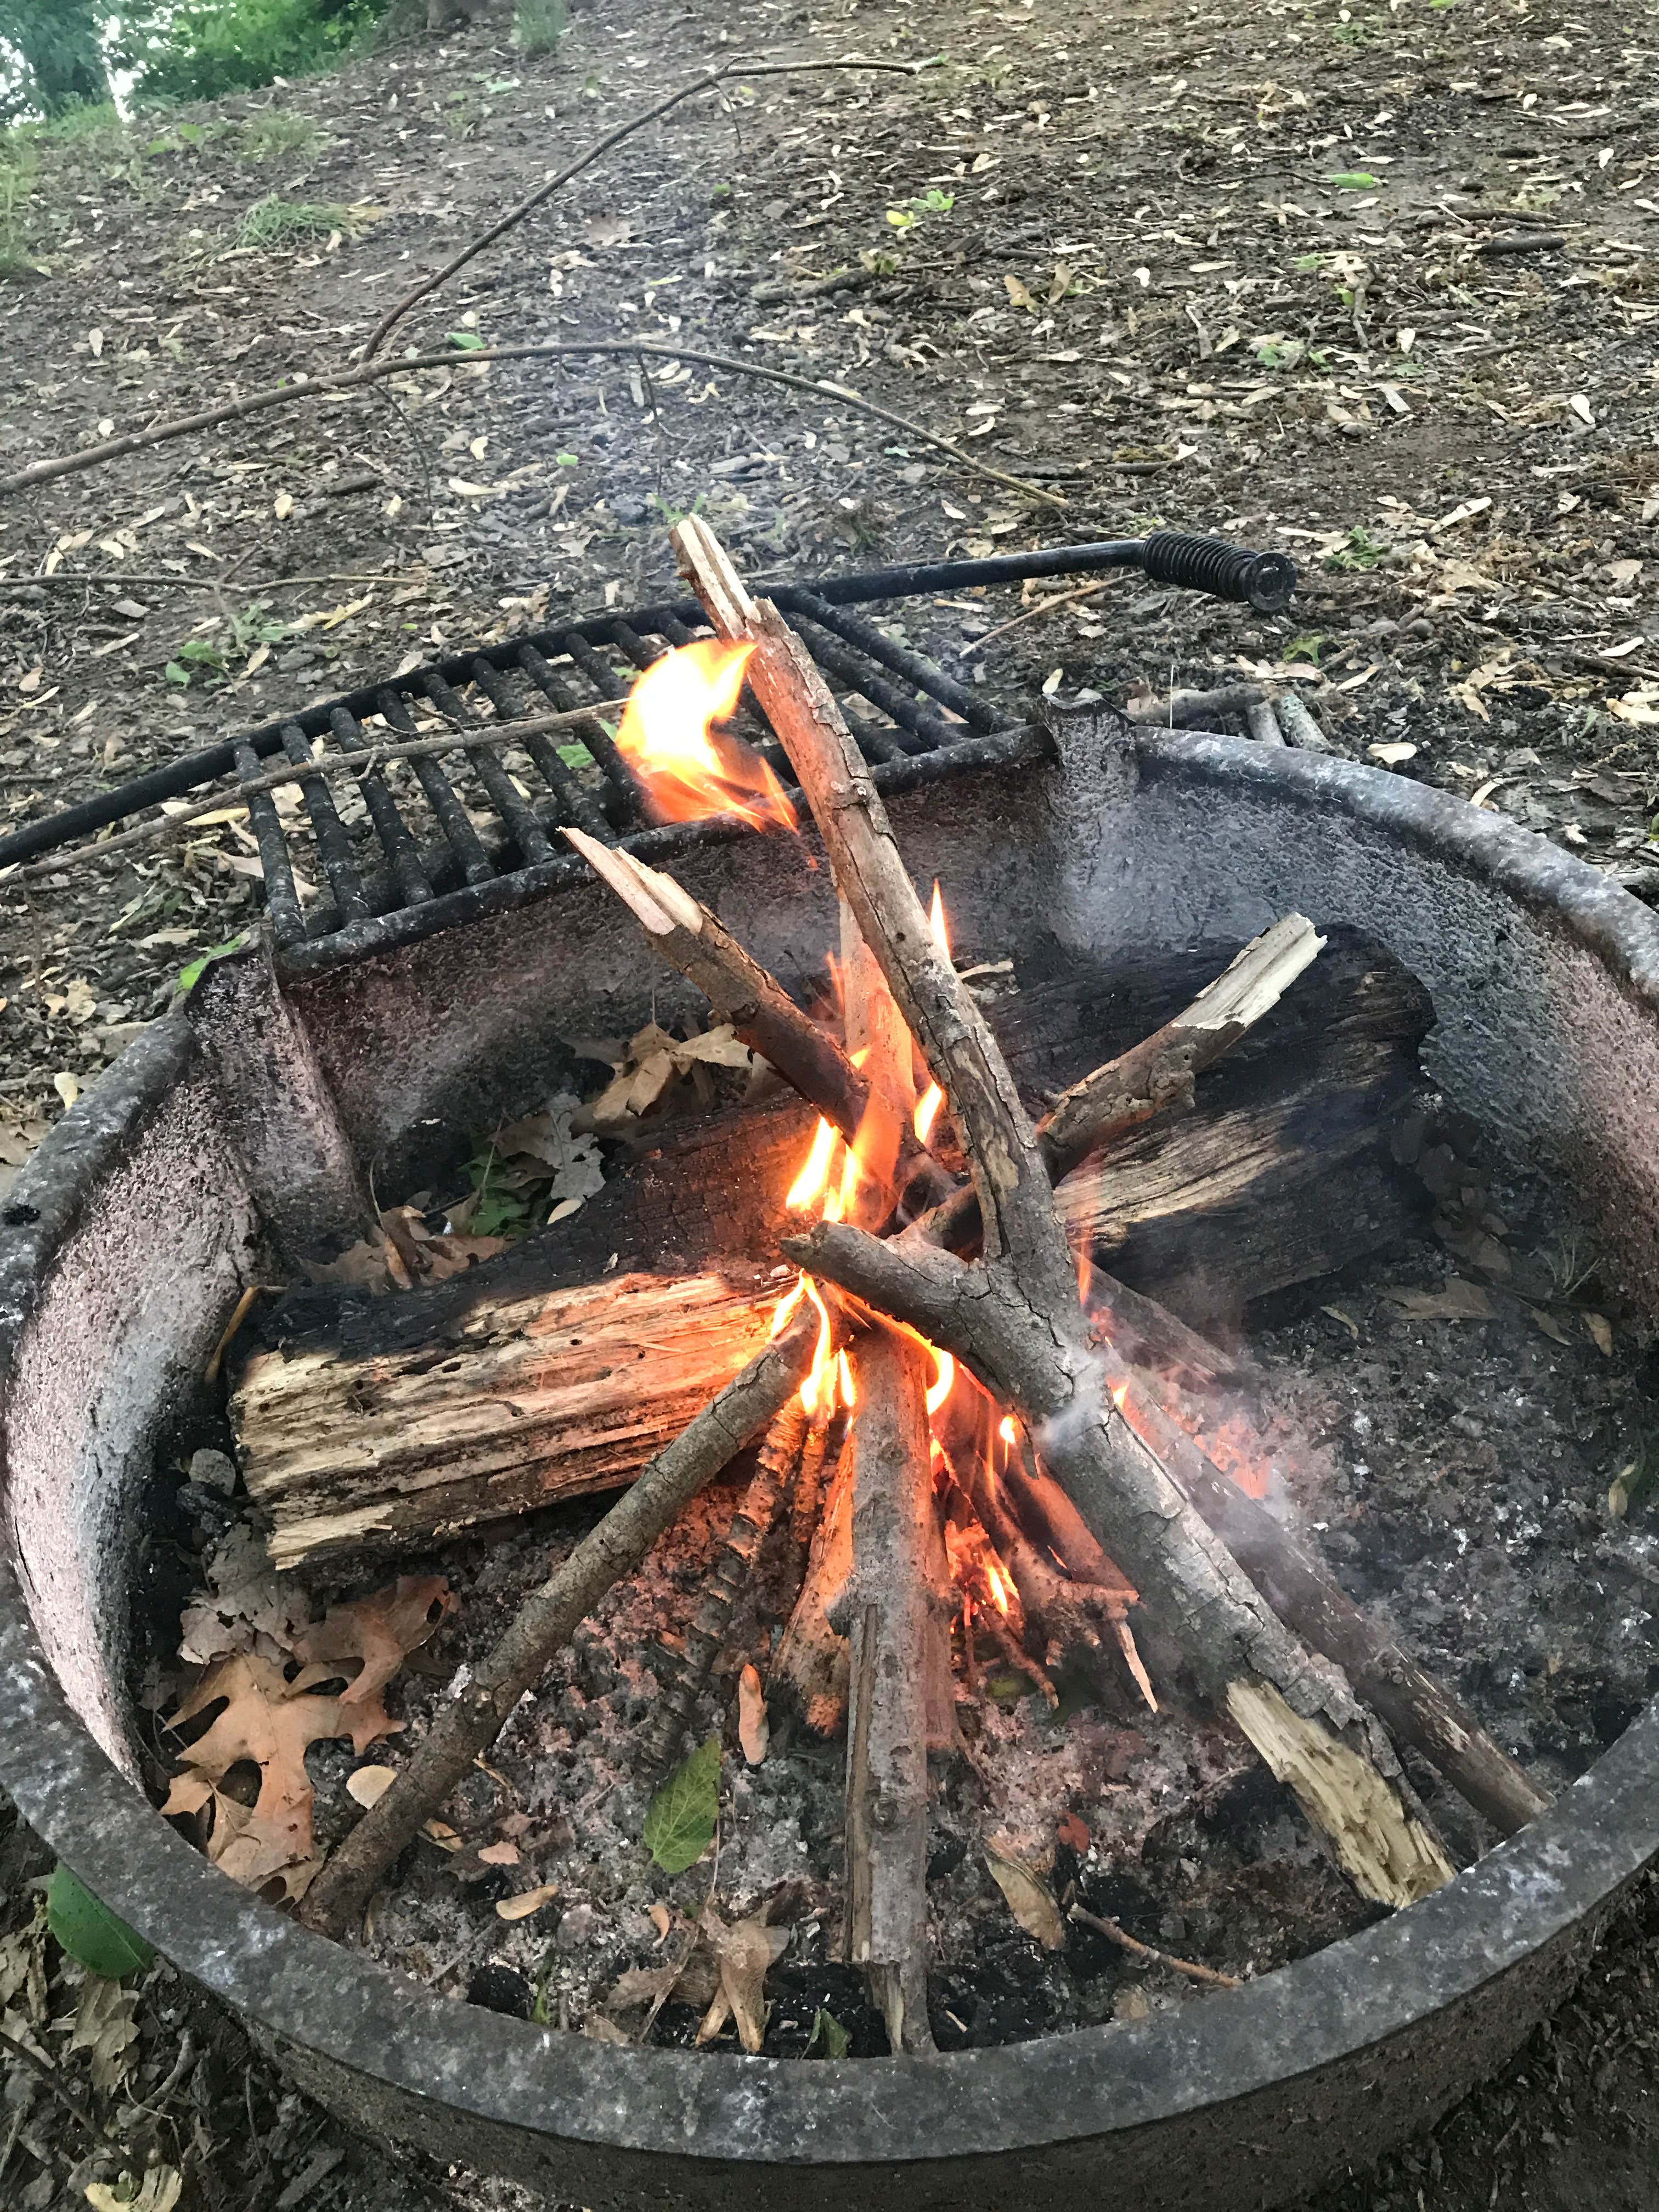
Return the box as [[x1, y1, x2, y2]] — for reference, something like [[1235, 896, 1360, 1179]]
[[2, 735, 1658, 2185]]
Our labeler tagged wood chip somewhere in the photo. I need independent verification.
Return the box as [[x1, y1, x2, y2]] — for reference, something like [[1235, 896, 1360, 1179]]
[[496, 1883, 560, 1921]]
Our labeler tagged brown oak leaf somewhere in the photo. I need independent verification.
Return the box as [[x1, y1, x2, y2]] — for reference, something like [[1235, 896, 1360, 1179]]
[[292, 1575, 456, 1707]]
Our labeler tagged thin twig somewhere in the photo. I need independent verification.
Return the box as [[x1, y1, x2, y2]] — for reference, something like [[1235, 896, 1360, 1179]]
[[0, 570, 409, 593], [962, 579, 1111, 656], [0, 340, 1064, 509], [1068, 1903, 1241, 1989], [0, 2023, 115, 2146], [8, 706, 607, 884], [363, 56, 919, 360]]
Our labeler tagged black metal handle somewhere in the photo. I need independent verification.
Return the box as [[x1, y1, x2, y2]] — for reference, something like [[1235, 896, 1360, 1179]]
[[1140, 531, 1297, 614]]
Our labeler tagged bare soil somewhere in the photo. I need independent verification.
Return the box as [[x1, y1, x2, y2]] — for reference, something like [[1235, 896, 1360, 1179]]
[[3, 0, 1658, 2199]]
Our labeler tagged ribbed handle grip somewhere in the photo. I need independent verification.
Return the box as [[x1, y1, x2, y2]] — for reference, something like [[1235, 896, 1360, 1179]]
[[1141, 532, 1297, 613]]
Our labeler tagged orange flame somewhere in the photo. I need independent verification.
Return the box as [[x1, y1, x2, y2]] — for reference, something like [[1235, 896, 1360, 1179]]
[[928, 879, 950, 958], [925, 1346, 956, 1417], [837, 1347, 856, 1409], [786, 1118, 838, 1211], [997, 1414, 1017, 1446], [982, 1554, 1014, 1615], [616, 639, 797, 833], [913, 1083, 944, 1144]]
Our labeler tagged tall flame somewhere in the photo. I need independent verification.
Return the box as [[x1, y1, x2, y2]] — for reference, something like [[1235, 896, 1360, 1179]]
[[616, 639, 797, 832]]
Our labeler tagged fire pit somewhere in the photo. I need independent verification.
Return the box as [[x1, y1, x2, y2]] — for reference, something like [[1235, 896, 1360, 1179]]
[[2, 552, 1657, 2207]]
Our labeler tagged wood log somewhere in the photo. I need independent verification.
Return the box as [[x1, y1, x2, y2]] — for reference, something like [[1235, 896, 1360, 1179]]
[[833, 1323, 939, 2052], [831, 906, 943, 2051], [666, 518, 1454, 1907]]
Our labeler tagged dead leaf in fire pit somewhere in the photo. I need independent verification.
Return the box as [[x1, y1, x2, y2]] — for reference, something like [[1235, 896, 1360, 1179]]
[[179, 1522, 311, 1667], [737, 1663, 769, 1765], [577, 1022, 755, 1134], [86, 2168, 183, 2212], [1585, 1312, 1614, 1356], [1385, 1280, 1504, 1322], [346, 1764, 397, 1808], [292, 1575, 458, 1707], [456, 1092, 605, 1235], [695, 1903, 790, 2053], [984, 1847, 1065, 1949], [1057, 1812, 1091, 1854], [164, 1652, 400, 1897], [70, 1972, 139, 2097], [496, 1884, 560, 1921]]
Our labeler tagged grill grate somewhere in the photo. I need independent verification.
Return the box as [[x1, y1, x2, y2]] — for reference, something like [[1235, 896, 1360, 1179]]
[[0, 534, 1296, 978], [227, 589, 1023, 971]]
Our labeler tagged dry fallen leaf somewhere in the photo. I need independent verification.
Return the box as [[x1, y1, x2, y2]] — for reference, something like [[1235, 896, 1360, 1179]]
[[737, 1663, 769, 1765], [294, 1575, 457, 1707], [273, 490, 295, 520], [1057, 1812, 1091, 1854], [1585, 1312, 1613, 1356], [346, 1764, 398, 1809], [984, 1847, 1065, 1949], [478, 1839, 521, 1866], [1385, 1280, 1504, 1322], [496, 1883, 560, 1922], [695, 1904, 789, 2053], [165, 1652, 400, 1895], [86, 2168, 183, 2212], [70, 1972, 139, 2098]]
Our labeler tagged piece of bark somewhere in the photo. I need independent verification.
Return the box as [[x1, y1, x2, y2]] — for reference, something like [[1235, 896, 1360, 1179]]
[[1224, 1679, 1453, 1907], [300, 1300, 826, 1939], [636, 1398, 806, 1777], [235, 1268, 783, 1572]]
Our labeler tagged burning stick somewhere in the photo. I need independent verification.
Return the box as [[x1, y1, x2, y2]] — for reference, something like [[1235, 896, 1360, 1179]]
[[560, 829, 950, 1212], [827, 911, 950, 2053], [637, 1398, 808, 1778], [299, 1299, 828, 1939], [674, 516, 1455, 1912]]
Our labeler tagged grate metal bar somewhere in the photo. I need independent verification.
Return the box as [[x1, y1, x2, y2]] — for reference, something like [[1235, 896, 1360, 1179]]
[[787, 592, 998, 735], [374, 689, 497, 888], [280, 723, 371, 926], [467, 659, 615, 846], [420, 673, 556, 868], [515, 643, 641, 826], [234, 740, 305, 947], [327, 707, 434, 909], [780, 614, 945, 755]]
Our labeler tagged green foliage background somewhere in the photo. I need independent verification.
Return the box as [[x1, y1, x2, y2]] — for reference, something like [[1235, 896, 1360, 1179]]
[[0, 0, 397, 120]]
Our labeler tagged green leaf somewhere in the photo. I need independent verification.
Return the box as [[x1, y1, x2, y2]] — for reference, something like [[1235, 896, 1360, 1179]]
[[448, 330, 487, 351], [556, 451, 579, 466], [557, 742, 594, 771], [1326, 172, 1379, 190], [806, 2006, 851, 2058], [47, 1865, 154, 1980], [163, 660, 190, 686], [643, 1735, 721, 1873], [176, 933, 250, 996]]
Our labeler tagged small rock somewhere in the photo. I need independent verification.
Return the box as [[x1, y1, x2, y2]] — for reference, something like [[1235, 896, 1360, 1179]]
[[556, 1903, 595, 1951], [1113, 1985, 1152, 2022], [187, 1448, 238, 1495]]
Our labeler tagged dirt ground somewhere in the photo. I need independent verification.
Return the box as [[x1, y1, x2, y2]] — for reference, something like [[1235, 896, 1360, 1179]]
[[2, 0, 1658, 2200]]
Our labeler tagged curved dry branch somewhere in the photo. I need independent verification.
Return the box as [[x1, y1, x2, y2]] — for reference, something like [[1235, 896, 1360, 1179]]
[[1, 341, 1063, 508]]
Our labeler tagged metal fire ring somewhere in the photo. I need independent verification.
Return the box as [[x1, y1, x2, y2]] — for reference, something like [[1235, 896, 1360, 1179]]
[[2, 729, 1656, 2209]]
